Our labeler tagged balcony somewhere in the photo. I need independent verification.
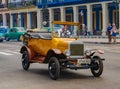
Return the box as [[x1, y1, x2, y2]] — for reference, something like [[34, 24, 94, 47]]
[[8, 0, 36, 9], [56, 0, 112, 4], [45, 0, 83, 7], [37, 0, 112, 8], [84, 0, 112, 3], [58, 0, 83, 5], [47, 0, 59, 7]]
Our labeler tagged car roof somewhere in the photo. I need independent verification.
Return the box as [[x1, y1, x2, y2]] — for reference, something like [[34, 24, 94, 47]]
[[12, 27, 24, 28]]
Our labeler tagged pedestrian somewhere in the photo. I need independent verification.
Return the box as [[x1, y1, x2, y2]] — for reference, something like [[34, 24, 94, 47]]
[[82, 24, 87, 36], [111, 23, 117, 43], [62, 25, 71, 37], [84, 26, 88, 36], [58, 25, 70, 37], [106, 23, 112, 43]]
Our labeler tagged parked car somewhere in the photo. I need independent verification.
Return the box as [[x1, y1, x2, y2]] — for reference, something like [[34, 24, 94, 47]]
[[5, 27, 26, 41], [0, 26, 9, 42], [20, 21, 105, 80]]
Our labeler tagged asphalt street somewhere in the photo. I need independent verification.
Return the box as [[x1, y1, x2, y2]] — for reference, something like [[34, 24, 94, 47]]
[[0, 41, 120, 89]]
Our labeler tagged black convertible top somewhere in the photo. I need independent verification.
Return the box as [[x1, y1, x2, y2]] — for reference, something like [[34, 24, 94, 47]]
[[23, 31, 52, 40]]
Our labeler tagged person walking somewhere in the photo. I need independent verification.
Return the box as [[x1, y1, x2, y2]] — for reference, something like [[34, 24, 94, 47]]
[[84, 26, 88, 36], [82, 24, 88, 36], [106, 23, 112, 43], [111, 23, 117, 43]]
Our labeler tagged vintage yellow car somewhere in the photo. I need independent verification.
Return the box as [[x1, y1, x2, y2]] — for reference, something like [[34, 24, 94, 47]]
[[20, 21, 105, 80]]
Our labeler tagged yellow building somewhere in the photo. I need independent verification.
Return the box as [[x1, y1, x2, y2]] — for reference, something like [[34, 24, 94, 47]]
[[0, 0, 37, 29]]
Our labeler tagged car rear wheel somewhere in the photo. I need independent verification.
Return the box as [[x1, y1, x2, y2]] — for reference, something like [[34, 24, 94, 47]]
[[17, 36, 21, 41], [48, 57, 60, 80], [90, 56, 103, 77], [0, 39, 3, 42], [22, 51, 30, 70]]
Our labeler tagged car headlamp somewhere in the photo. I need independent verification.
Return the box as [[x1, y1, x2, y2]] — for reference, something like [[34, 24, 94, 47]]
[[85, 50, 91, 56], [64, 50, 70, 56]]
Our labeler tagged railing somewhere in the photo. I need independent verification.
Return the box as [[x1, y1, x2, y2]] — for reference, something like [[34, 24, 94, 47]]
[[58, 0, 82, 3], [58, 0, 112, 3], [8, 0, 36, 9], [84, 0, 111, 3], [46, 0, 82, 4], [46, 0, 112, 4]]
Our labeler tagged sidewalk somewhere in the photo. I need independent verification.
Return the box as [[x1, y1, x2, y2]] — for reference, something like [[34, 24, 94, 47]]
[[80, 36, 120, 44]]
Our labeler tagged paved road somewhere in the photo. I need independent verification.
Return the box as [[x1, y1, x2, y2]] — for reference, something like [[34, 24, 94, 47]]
[[0, 41, 120, 89]]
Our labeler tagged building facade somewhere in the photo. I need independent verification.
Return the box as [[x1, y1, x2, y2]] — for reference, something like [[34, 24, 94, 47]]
[[0, 0, 120, 35]]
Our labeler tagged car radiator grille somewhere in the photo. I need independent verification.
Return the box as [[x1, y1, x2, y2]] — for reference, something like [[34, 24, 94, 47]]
[[70, 44, 84, 56]]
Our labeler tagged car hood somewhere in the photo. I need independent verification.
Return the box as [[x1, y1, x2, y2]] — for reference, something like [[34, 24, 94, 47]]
[[52, 38, 76, 52]]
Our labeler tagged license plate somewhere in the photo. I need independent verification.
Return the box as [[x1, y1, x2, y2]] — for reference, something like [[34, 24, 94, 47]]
[[77, 59, 91, 66]]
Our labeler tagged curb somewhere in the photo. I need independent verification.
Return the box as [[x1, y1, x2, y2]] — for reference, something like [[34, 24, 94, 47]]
[[80, 36, 120, 39], [80, 36, 108, 39], [83, 41, 120, 44]]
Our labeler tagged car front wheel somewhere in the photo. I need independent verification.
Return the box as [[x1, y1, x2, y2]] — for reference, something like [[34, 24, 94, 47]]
[[5, 36, 10, 41], [17, 36, 21, 41], [0, 39, 3, 42], [48, 57, 60, 80], [90, 56, 103, 77]]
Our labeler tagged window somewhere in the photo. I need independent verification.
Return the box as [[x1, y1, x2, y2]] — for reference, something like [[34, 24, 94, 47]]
[[38, 0, 42, 4], [10, 29, 14, 32], [47, 0, 53, 3]]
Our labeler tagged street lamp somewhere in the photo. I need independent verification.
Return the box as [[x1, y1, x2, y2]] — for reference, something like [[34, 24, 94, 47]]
[[112, 0, 120, 28]]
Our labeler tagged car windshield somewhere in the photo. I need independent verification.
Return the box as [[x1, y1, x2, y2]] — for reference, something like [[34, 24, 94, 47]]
[[40, 26, 61, 33], [16, 27, 26, 32], [52, 24, 79, 38]]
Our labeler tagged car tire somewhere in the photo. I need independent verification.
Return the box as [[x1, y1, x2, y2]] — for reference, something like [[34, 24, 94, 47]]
[[17, 37, 21, 41], [0, 39, 3, 42], [48, 57, 60, 80], [22, 51, 30, 70], [90, 56, 103, 77], [5, 37, 10, 41]]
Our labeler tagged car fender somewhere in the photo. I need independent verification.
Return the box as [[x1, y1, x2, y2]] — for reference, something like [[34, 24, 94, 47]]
[[92, 55, 105, 61], [20, 46, 34, 60], [44, 49, 66, 63], [90, 49, 104, 54], [52, 48, 62, 54]]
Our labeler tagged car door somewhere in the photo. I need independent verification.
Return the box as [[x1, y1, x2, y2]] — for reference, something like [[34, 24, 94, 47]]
[[9, 28, 18, 39]]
